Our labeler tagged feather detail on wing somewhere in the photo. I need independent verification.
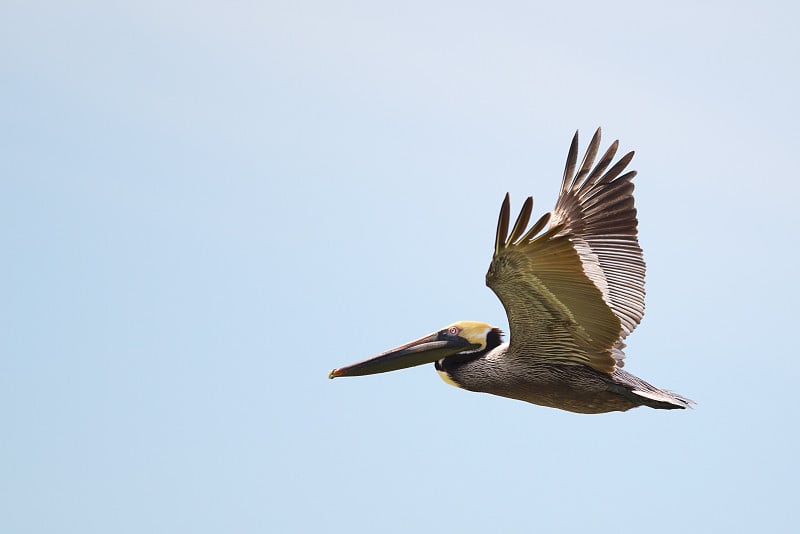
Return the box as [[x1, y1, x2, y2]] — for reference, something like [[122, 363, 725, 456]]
[[486, 129, 644, 374], [551, 128, 645, 340]]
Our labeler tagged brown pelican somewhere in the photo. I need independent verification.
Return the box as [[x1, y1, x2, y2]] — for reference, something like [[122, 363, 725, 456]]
[[329, 129, 693, 413]]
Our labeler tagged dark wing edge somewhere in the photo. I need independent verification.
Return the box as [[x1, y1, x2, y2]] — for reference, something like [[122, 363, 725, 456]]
[[552, 128, 646, 341]]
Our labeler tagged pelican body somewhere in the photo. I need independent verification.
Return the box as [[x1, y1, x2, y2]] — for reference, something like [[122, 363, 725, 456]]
[[329, 129, 692, 414]]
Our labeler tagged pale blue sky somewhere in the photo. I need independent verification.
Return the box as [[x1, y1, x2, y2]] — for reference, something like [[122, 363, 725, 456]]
[[2, 1, 799, 532]]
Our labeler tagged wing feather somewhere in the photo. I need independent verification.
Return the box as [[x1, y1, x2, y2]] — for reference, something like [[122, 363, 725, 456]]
[[507, 197, 533, 245], [551, 129, 645, 339], [486, 128, 646, 373]]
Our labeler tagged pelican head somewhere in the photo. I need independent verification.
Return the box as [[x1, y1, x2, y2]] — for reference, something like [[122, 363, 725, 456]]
[[328, 320, 501, 379]]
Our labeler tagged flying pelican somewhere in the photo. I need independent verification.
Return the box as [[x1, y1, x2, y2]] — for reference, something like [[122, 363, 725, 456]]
[[329, 129, 692, 413]]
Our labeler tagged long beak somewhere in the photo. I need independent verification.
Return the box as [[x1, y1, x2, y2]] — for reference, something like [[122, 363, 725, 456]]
[[328, 331, 477, 379]]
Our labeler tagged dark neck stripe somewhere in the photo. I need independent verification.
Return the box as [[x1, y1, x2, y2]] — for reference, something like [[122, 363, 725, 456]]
[[436, 327, 504, 372]]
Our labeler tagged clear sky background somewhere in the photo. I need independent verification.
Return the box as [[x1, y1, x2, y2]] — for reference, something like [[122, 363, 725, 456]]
[[2, 1, 798, 532]]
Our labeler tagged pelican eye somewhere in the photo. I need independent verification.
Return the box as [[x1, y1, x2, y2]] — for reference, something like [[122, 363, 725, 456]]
[[448, 326, 460, 335]]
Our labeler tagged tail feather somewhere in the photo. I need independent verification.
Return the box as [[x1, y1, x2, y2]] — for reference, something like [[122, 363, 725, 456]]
[[612, 369, 695, 410]]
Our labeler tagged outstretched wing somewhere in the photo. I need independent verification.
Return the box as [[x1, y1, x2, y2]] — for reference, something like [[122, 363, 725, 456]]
[[551, 128, 645, 339], [485, 129, 643, 374]]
